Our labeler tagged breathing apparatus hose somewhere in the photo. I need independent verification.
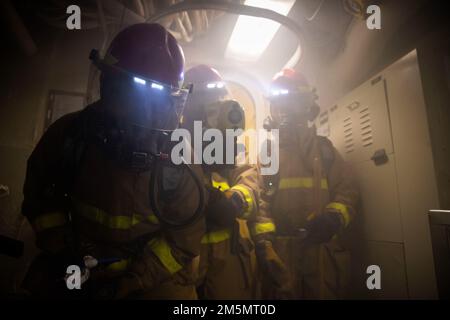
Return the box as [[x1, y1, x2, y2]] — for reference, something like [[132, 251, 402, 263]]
[[149, 155, 206, 228], [89, 50, 206, 228]]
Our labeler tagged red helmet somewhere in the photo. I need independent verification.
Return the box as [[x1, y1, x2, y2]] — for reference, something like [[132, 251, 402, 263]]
[[105, 23, 185, 88], [90, 23, 190, 131], [184, 65, 227, 98], [269, 68, 319, 122], [185, 64, 222, 84], [270, 68, 311, 95], [183, 65, 229, 125]]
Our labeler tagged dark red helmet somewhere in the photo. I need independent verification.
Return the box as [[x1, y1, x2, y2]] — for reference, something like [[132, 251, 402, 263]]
[[184, 64, 222, 85], [184, 64, 228, 99], [90, 23, 190, 132], [183, 65, 228, 126], [105, 23, 185, 88], [269, 68, 319, 122], [270, 68, 311, 95], [184, 64, 227, 99]]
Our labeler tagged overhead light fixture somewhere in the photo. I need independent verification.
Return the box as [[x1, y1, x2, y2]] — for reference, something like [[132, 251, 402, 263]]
[[225, 0, 295, 62]]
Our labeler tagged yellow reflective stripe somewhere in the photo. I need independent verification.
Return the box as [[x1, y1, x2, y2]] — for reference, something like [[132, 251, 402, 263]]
[[147, 214, 159, 224], [236, 218, 251, 240], [212, 179, 230, 191], [230, 184, 254, 218], [147, 238, 182, 274], [306, 212, 317, 221], [326, 202, 351, 227], [106, 259, 130, 272], [201, 229, 231, 244], [32, 212, 67, 232], [74, 200, 159, 229], [253, 222, 276, 235], [278, 177, 328, 190], [78, 206, 141, 229]]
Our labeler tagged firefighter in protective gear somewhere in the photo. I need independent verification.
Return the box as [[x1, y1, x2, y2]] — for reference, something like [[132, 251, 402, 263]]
[[259, 68, 359, 299], [182, 65, 259, 299], [21, 23, 206, 299]]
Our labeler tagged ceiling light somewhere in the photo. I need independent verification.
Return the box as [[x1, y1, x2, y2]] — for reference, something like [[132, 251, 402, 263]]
[[225, 0, 295, 62]]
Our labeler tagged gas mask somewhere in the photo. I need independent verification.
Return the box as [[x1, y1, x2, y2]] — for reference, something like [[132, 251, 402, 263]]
[[204, 99, 245, 131], [182, 97, 246, 171], [96, 66, 189, 133], [91, 49, 191, 170]]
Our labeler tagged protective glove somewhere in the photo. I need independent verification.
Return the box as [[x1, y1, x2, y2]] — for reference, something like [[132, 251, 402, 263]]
[[22, 248, 88, 299], [206, 187, 244, 227], [255, 240, 293, 299], [303, 211, 342, 245]]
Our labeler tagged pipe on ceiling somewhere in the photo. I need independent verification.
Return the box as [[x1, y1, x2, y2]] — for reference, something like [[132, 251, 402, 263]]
[[146, 0, 305, 68]]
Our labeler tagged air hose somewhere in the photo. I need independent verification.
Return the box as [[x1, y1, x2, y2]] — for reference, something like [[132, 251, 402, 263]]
[[149, 155, 206, 228]]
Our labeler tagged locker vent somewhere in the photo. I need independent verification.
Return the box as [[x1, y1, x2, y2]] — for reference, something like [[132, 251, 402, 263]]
[[319, 111, 328, 125], [359, 107, 373, 147], [343, 117, 354, 153]]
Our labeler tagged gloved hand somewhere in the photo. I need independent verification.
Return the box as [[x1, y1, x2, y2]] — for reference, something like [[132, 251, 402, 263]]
[[206, 187, 244, 227], [303, 211, 342, 245], [255, 240, 292, 299]]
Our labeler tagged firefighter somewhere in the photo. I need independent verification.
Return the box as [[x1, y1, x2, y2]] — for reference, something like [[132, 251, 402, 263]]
[[259, 68, 359, 299], [21, 23, 206, 299], [181, 65, 259, 299]]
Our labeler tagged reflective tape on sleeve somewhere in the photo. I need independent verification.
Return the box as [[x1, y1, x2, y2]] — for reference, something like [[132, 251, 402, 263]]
[[230, 184, 255, 219], [32, 212, 67, 232], [106, 259, 130, 272], [253, 222, 276, 235], [212, 179, 231, 191], [147, 238, 183, 274], [326, 202, 351, 227], [201, 229, 231, 244]]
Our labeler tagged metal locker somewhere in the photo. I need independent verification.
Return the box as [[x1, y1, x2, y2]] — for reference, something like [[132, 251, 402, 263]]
[[317, 50, 439, 299]]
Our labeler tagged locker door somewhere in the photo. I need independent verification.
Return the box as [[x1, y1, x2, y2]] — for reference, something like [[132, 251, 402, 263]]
[[320, 77, 403, 243]]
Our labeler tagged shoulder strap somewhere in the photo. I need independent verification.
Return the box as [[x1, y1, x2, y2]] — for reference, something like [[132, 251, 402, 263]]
[[317, 136, 335, 176], [260, 137, 280, 196]]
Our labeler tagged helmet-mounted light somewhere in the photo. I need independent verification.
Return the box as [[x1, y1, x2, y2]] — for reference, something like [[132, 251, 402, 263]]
[[90, 49, 191, 132]]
